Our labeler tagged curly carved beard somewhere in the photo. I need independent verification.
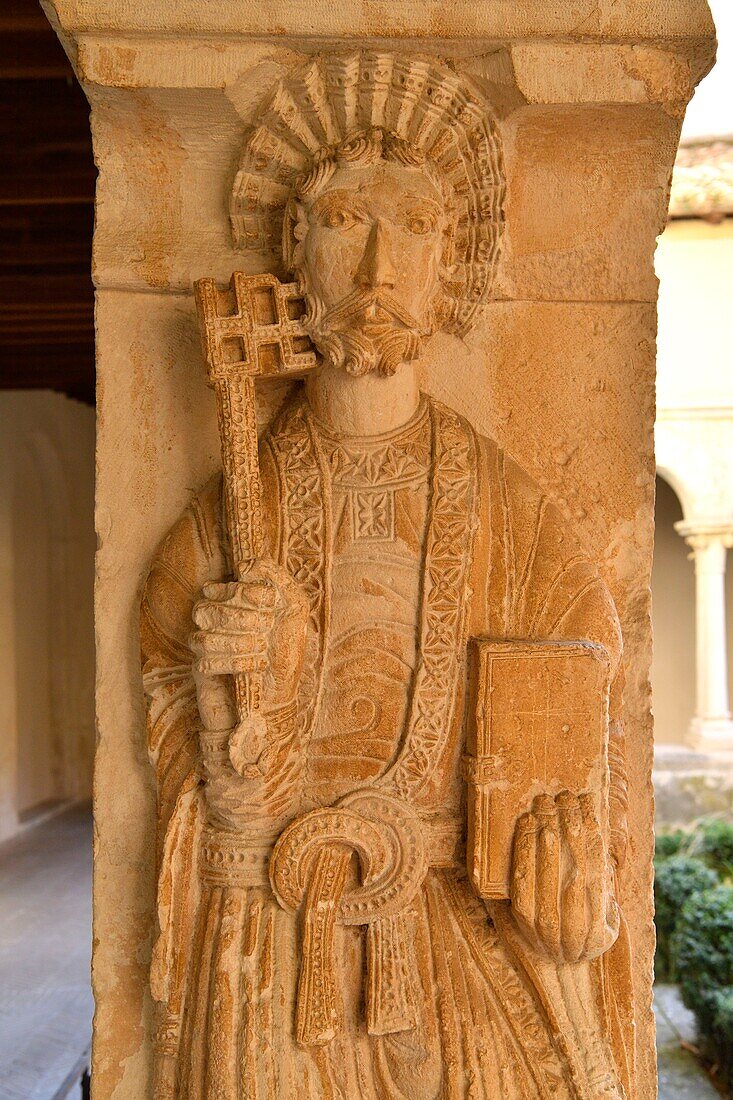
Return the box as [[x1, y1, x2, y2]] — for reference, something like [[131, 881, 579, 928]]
[[301, 285, 426, 378]]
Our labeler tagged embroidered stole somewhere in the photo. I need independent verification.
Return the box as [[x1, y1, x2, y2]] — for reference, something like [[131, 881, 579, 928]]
[[268, 394, 479, 806]]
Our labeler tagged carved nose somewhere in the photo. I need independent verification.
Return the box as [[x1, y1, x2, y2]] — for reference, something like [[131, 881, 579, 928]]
[[355, 221, 396, 290]]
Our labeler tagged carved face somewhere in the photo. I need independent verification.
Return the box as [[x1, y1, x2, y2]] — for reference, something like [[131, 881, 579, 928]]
[[294, 161, 448, 377]]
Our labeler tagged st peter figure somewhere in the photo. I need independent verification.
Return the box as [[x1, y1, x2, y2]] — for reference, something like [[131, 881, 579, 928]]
[[141, 53, 634, 1100]]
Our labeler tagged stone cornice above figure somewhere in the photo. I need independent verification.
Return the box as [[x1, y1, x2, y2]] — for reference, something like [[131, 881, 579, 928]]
[[42, 0, 716, 54]]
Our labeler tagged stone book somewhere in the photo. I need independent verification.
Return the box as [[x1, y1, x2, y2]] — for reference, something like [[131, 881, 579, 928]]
[[465, 639, 611, 900]]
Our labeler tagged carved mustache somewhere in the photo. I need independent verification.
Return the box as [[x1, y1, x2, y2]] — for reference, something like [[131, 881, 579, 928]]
[[322, 288, 420, 333]]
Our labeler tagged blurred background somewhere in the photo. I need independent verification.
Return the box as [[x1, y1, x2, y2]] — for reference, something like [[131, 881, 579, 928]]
[[0, 0, 730, 1097], [0, 3, 95, 1098], [651, 6, 733, 1096]]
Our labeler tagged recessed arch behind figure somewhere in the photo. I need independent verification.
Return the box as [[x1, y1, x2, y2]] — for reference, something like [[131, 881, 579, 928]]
[[11, 426, 85, 817], [651, 473, 696, 746], [12, 436, 57, 815], [655, 462, 694, 522]]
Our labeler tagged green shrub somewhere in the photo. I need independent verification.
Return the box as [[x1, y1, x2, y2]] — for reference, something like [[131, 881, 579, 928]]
[[655, 829, 689, 861], [673, 885, 733, 1085], [711, 987, 733, 1079], [654, 856, 719, 981], [712, 987, 733, 1029], [697, 819, 733, 879]]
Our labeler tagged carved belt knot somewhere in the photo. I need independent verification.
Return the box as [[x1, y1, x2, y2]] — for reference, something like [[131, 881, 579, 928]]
[[269, 790, 428, 1047]]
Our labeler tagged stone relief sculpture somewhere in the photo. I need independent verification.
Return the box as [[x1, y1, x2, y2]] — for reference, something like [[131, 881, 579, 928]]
[[141, 52, 634, 1099]]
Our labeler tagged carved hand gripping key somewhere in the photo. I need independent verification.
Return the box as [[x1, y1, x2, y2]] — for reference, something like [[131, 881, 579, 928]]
[[194, 272, 318, 775]]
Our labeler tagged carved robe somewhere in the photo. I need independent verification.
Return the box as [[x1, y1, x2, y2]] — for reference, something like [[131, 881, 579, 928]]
[[142, 393, 633, 1099]]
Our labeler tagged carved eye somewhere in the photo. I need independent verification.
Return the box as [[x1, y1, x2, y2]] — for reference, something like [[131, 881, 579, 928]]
[[406, 212, 437, 236], [320, 207, 359, 231]]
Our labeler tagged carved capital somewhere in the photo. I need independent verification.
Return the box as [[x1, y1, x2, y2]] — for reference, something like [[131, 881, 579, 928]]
[[675, 520, 733, 570]]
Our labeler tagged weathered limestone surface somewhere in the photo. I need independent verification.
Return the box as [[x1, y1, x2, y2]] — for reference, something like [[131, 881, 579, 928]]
[[42, 2, 715, 1097]]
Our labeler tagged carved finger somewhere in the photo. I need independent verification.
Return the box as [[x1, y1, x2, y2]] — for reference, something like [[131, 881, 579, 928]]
[[201, 578, 279, 612], [192, 601, 273, 634], [252, 563, 310, 622], [511, 811, 538, 939], [194, 653, 268, 676], [248, 558, 302, 592], [602, 883, 621, 956], [275, 599, 310, 629], [579, 793, 608, 958], [599, 832, 621, 954], [584, 884, 618, 959], [233, 580, 279, 611], [191, 628, 268, 677], [275, 573, 310, 617], [194, 652, 265, 676], [191, 629, 268, 658], [534, 795, 562, 960], [202, 581, 242, 602], [557, 792, 587, 963]]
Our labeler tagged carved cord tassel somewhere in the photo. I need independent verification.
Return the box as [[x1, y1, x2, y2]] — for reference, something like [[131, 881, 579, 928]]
[[296, 845, 352, 1046], [366, 912, 417, 1036]]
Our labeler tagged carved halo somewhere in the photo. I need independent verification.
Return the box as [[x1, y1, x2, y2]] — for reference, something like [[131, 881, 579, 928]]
[[230, 52, 506, 337]]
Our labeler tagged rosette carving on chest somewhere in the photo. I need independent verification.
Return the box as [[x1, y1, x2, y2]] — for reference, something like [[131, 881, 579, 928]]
[[326, 434, 430, 489]]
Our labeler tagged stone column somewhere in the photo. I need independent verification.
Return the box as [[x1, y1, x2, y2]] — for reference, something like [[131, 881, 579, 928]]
[[41, 3, 715, 1098], [677, 521, 733, 750]]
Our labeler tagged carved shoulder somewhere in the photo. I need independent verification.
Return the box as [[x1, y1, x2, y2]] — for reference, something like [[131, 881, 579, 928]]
[[141, 438, 282, 673], [141, 476, 225, 672]]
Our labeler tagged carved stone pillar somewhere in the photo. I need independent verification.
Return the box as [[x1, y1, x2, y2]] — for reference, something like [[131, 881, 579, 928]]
[[41, 2, 715, 1098], [676, 521, 733, 750]]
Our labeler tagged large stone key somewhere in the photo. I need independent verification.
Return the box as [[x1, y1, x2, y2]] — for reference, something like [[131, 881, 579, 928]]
[[194, 272, 319, 776]]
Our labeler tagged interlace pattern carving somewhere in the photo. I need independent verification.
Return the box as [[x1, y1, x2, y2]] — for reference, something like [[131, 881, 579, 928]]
[[380, 401, 479, 800]]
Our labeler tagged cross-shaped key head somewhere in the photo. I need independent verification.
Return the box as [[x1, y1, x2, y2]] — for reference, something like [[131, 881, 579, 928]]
[[195, 271, 319, 386]]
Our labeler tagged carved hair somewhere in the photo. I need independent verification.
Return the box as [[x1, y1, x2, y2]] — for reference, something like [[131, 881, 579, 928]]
[[292, 128, 453, 204], [230, 52, 506, 336]]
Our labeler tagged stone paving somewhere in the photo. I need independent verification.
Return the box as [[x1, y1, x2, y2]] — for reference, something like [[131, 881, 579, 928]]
[[0, 804, 93, 1100], [655, 983, 723, 1098]]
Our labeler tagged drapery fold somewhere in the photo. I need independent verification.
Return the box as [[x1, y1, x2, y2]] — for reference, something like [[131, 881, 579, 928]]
[[141, 391, 634, 1098]]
